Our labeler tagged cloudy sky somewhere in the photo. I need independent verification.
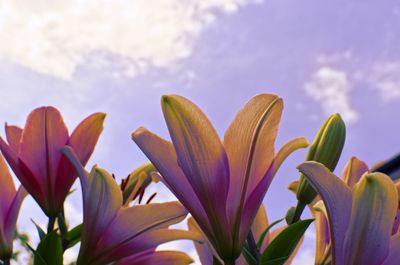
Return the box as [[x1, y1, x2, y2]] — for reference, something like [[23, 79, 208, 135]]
[[1, 0, 400, 264]]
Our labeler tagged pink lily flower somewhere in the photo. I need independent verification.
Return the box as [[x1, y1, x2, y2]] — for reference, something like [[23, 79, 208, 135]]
[[298, 161, 400, 265], [61, 146, 201, 265], [0, 154, 27, 261], [0, 107, 105, 217], [132, 94, 308, 263]]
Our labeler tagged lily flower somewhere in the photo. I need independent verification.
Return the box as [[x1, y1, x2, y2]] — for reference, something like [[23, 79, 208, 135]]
[[298, 161, 400, 265], [132, 94, 308, 262], [0, 154, 27, 261], [309, 157, 369, 264], [0, 107, 105, 217], [188, 205, 301, 265], [61, 146, 201, 265]]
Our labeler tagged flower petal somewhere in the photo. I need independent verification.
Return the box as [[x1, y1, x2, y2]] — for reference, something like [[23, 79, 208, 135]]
[[343, 173, 398, 265], [3, 186, 27, 247], [19, 107, 69, 215], [312, 201, 330, 264], [96, 202, 188, 253], [297, 161, 351, 265], [341, 156, 369, 188], [62, 147, 121, 265], [55, 112, 105, 208], [161, 95, 230, 230], [114, 250, 193, 265], [0, 136, 44, 207], [251, 205, 269, 250], [224, 94, 282, 221], [98, 229, 201, 264], [382, 234, 400, 265], [4, 124, 22, 153], [238, 137, 308, 245], [68, 112, 106, 166], [0, 154, 17, 217], [188, 217, 214, 265], [132, 128, 212, 237]]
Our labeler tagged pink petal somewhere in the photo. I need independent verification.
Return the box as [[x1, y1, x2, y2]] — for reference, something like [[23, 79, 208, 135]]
[[96, 202, 188, 252], [4, 124, 22, 153], [97, 229, 201, 264], [341, 156, 369, 188], [19, 107, 69, 215], [343, 173, 397, 265], [114, 250, 193, 265], [298, 162, 351, 265], [382, 234, 400, 265]]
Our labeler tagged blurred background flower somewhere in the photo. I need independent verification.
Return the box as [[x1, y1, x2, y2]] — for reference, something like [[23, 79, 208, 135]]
[[0, 0, 399, 264]]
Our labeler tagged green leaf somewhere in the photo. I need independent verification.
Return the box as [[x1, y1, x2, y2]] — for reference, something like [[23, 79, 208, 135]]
[[260, 256, 289, 265], [65, 224, 82, 249], [33, 230, 63, 265], [31, 219, 46, 240], [257, 218, 284, 249], [259, 219, 313, 265]]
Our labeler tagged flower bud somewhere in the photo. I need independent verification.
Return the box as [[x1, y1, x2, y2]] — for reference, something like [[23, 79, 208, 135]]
[[296, 113, 346, 204]]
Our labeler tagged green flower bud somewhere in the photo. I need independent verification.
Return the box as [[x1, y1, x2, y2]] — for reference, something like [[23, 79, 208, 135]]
[[296, 113, 346, 204]]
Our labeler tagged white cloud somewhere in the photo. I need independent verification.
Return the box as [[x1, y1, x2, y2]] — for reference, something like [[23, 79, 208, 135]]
[[305, 66, 358, 123], [0, 0, 259, 79], [292, 247, 315, 265], [368, 61, 400, 100]]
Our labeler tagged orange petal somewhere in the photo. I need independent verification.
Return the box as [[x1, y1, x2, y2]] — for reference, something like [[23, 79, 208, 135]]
[[224, 94, 282, 221], [132, 127, 212, 237], [341, 156, 369, 188], [161, 95, 230, 233]]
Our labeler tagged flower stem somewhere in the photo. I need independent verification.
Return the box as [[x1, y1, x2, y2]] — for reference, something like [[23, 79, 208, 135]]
[[290, 201, 306, 224], [47, 216, 56, 233]]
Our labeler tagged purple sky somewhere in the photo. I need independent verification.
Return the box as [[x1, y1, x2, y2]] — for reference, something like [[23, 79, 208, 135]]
[[1, 0, 400, 263]]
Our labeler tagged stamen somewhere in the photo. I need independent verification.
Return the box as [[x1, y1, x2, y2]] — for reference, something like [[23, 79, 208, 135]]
[[146, 192, 157, 204], [138, 187, 145, 204]]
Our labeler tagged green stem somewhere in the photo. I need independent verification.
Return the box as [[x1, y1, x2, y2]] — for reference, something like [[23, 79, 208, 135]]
[[290, 201, 306, 224], [47, 216, 56, 233]]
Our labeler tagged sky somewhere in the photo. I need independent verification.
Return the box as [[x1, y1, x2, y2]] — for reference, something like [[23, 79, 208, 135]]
[[1, 0, 400, 264]]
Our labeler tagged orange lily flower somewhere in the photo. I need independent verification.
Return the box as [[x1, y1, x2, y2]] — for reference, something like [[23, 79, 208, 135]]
[[132, 94, 308, 263]]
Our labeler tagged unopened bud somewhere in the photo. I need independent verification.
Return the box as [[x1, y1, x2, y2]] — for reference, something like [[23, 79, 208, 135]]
[[296, 113, 346, 204]]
